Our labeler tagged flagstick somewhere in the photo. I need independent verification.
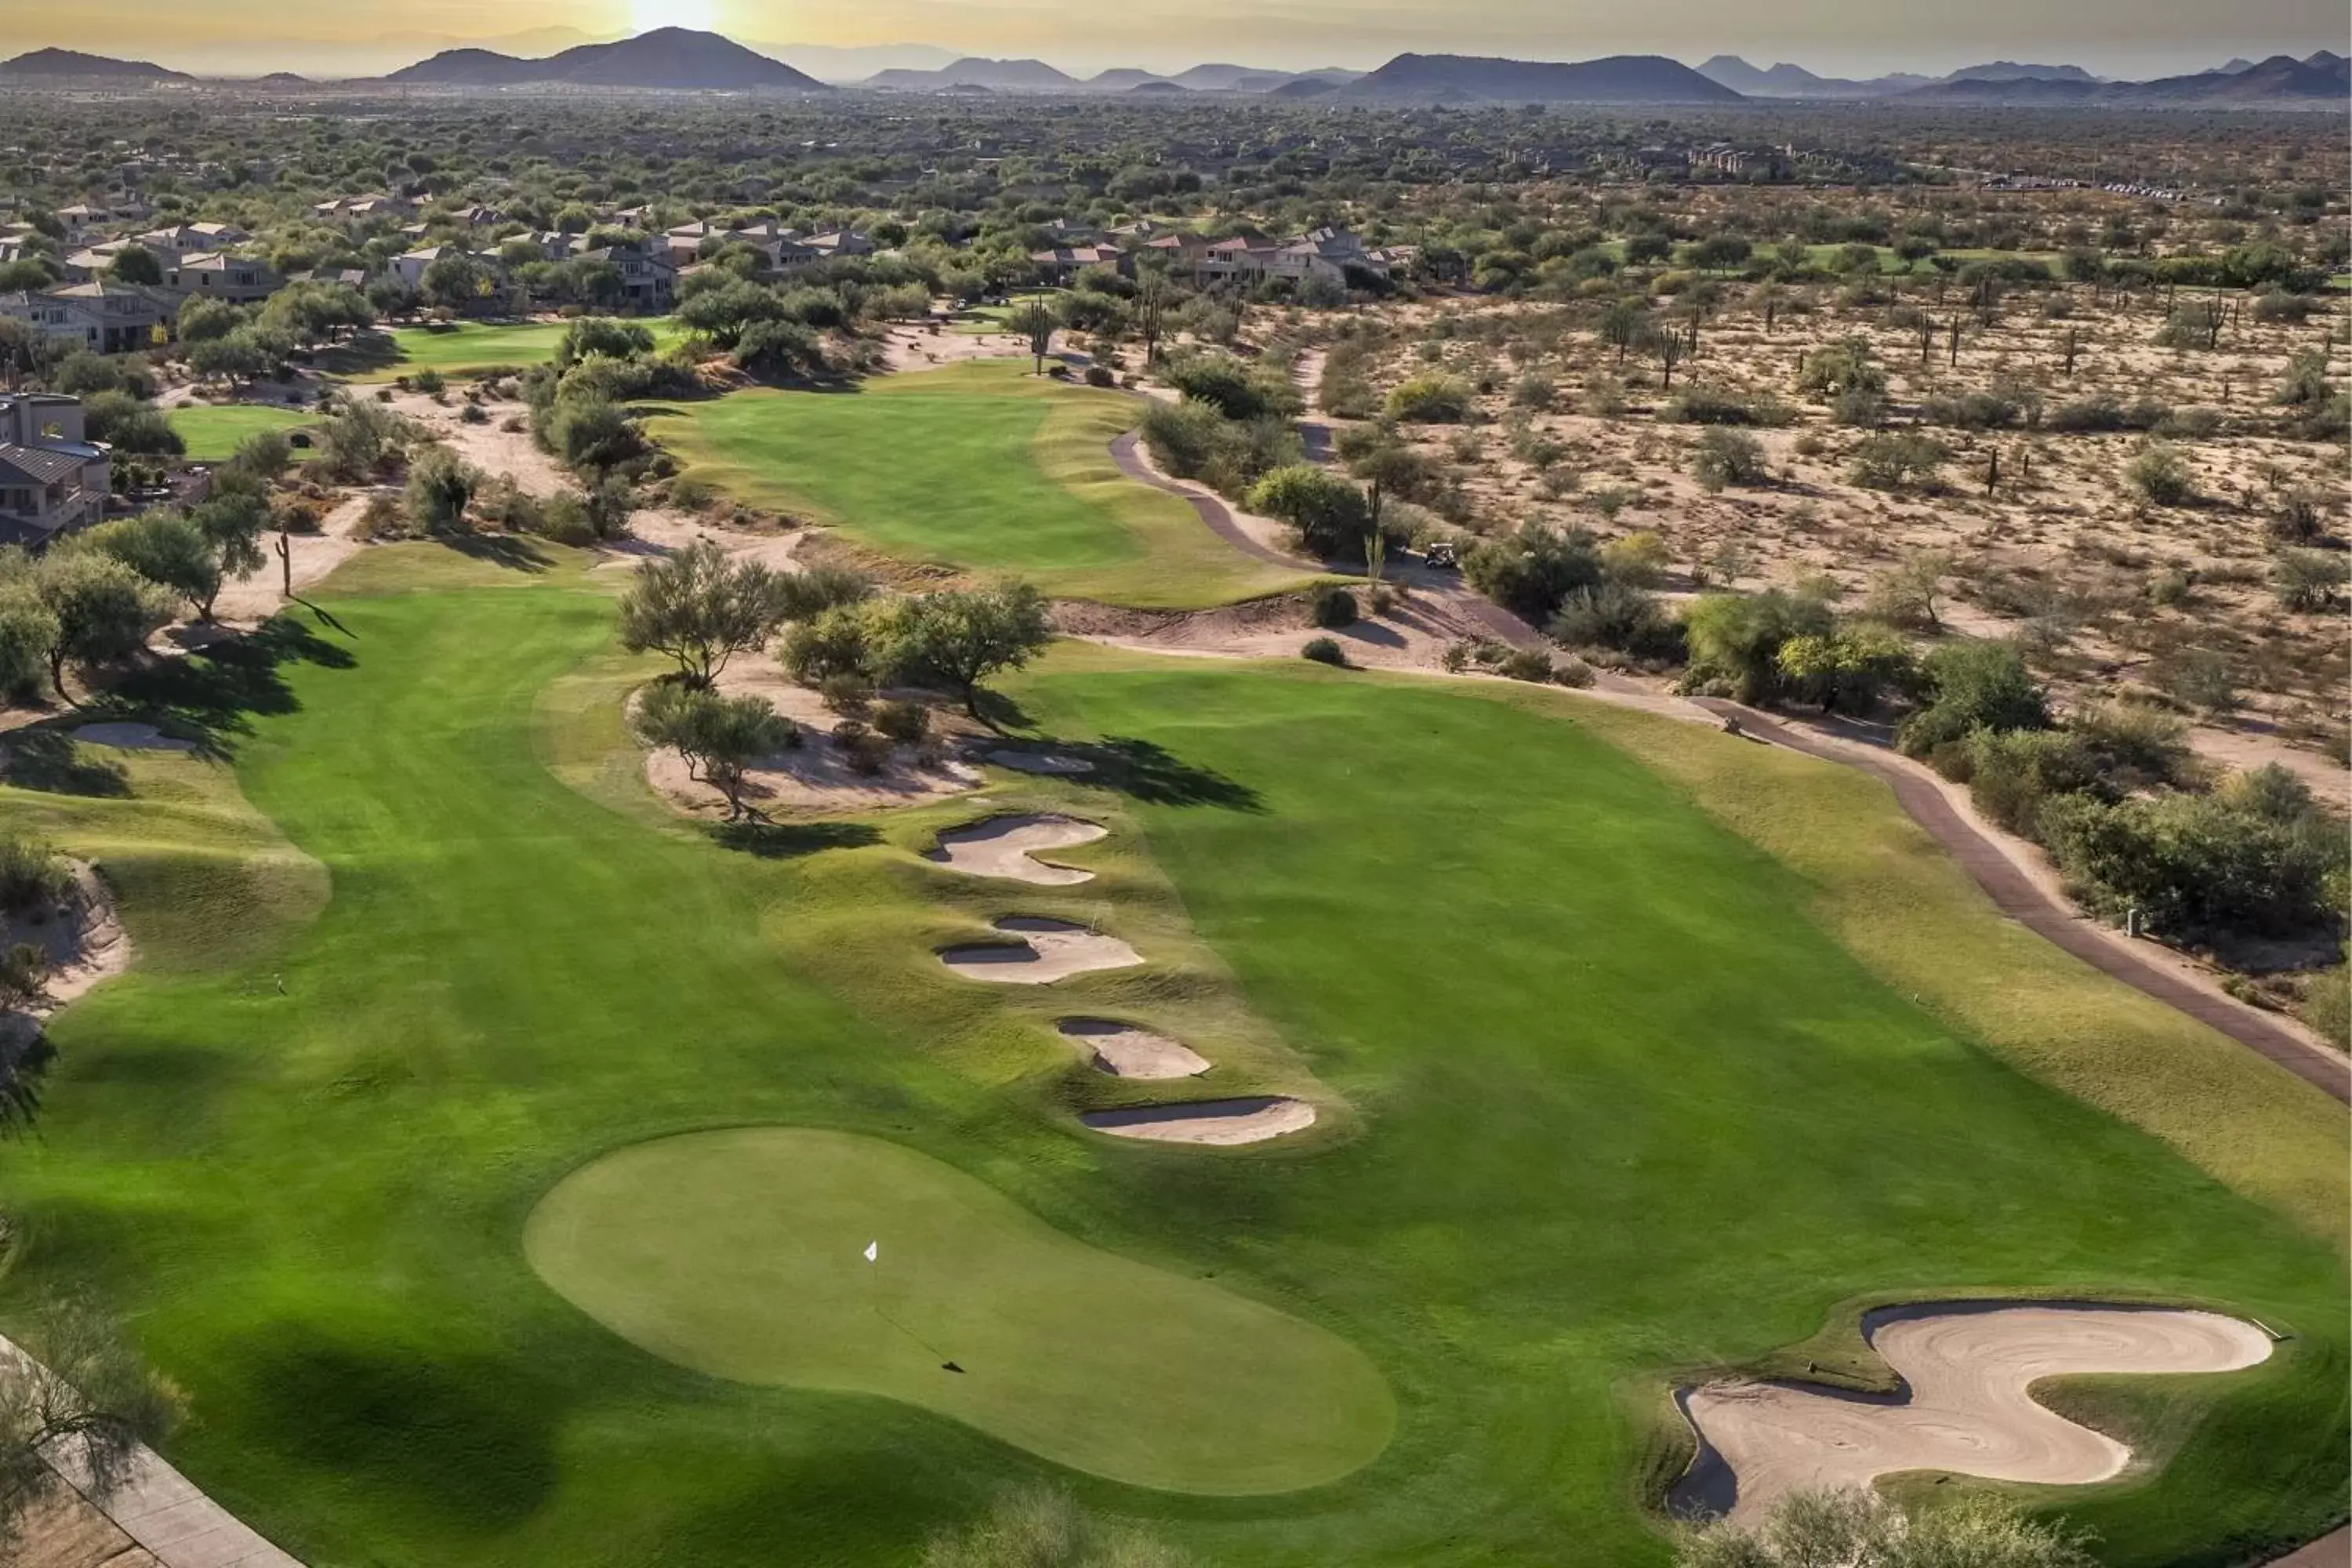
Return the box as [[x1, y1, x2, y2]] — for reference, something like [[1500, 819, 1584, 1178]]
[[862, 1239, 961, 1372]]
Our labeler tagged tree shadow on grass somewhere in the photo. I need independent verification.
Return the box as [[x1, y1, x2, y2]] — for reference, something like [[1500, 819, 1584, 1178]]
[[442, 533, 555, 573], [706, 820, 883, 858], [103, 613, 357, 756], [1076, 737, 1263, 812], [2, 729, 129, 797]]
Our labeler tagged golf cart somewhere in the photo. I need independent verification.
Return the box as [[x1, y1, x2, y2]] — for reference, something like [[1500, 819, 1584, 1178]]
[[1422, 541, 1460, 570]]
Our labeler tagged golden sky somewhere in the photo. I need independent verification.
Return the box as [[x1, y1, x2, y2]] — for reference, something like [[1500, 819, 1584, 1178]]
[[16, 0, 2342, 78]]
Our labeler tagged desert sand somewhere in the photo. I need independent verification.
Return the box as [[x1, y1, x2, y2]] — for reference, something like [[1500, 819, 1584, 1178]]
[[1679, 1302, 2274, 1523]]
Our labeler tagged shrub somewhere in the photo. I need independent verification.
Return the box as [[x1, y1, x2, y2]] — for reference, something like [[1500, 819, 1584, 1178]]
[[1773, 622, 1916, 714], [1794, 337, 1884, 400], [1163, 354, 1273, 419], [2069, 700, 2193, 790], [1846, 433, 1944, 490], [819, 673, 874, 715], [1496, 647, 1556, 683], [1509, 372, 1555, 410], [1300, 636, 1347, 666], [1960, 728, 2108, 835], [1828, 387, 1886, 428], [2122, 441, 2195, 506], [1140, 401, 1299, 498], [1549, 581, 1683, 659], [2301, 966, 2349, 1047], [873, 699, 931, 745], [536, 493, 597, 546], [2168, 648, 2237, 715], [1308, 583, 1359, 628], [782, 604, 880, 686], [1678, 590, 1832, 703], [2047, 394, 2169, 433], [1247, 466, 1374, 560], [2039, 785, 2346, 941], [2268, 489, 2324, 545], [2271, 548, 2349, 612], [1663, 386, 1790, 426], [1083, 365, 1115, 388], [403, 445, 480, 535], [1385, 373, 1473, 423], [1690, 428, 1767, 491], [1676, 1487, 2095, 1568], [1462, 524, 1602, 625], [1599, 531, 1669, 587], [1898, 640, 2049, 757], [0, 831, 71, 915]]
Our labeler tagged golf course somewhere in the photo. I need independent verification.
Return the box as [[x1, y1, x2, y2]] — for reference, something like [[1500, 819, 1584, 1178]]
[[0, 547, 2340, 1566], [166, 403, 314, 462], [642, 361, 1312, 608]]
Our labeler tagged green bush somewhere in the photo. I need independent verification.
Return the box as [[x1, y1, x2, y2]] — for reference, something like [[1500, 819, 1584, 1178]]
[[2123, 441, 2196, 506], [1308, 584, 1359, 628], [1385, 373, 1472, 423], [1690, 428, 1768, 491], [1773, 622, 1915, 714], [1549, 581, 1684, 660], [0, 830, 72, 915], [1678, 590, 1832, 703], [2273, 548, 2350, 612], [1464, 524, 1602, 626], [873, 699, 931, 745], [2039, 782, 2347, 941], [1300, 637, 1347, 666], [1846, 432, 1945, 490], [2300, 965, 2349, 1047], [1163, 354, 1276, 419], [1898, 640, 2049, 757], [1247, 466, 1374, 560]]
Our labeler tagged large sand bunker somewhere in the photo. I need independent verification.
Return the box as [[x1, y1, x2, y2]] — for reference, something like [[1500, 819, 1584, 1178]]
[[927, 815, 1108, 885], [1677, 1303, 2275, 1523], [1057, 1018, 1211, 1079], [1083, 1097, 1316, 1145], [938, 917, 1142, 984]]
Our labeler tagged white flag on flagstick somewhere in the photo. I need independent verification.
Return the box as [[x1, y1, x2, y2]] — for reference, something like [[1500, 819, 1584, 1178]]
[[863, 1240, 879, 1262]]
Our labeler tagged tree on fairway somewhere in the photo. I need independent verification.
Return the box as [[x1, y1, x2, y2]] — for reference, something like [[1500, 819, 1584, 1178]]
[[880, 582, 1054, 721], [31, 553, 172, 701], [618, 538, 791, 688], [0, 1294, 178, 1543], [75, 513, 221, 621], [632, 682, 793, 819], [1247, 464, 1373, 560]]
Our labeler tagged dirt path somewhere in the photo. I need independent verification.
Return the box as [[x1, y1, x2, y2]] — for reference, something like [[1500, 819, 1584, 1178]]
[[1693, 699, 2350, 1104], [1107, 430, 1308, 571]]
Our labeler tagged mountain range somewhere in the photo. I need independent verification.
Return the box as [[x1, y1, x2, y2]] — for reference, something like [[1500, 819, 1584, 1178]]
[[1, 33, 2343, 107]]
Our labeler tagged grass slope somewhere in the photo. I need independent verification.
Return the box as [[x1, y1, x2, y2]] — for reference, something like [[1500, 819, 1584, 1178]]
[[335, 317, 683, 383], [166, 404, 313, 463], [526, 1126, 1392, 1493], [643, 360, 1310, 608], [0, 593, 2336, 1568]]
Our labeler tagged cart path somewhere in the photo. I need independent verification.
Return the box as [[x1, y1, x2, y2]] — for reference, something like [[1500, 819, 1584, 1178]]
[[1108, 429, 1307, 571], [1693, 699, 2350, 1105], [2271, 1527, 2350, 1566]]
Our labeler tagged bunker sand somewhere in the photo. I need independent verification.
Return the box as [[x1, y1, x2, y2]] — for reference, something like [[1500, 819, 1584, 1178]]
[[1056, 1018, 1212, 1078], [1679, 1303, 2275, 1523], [939, 917, 1142, 984], [1083, 1097, 1317, 1145], [927, 815, 1108, 885]]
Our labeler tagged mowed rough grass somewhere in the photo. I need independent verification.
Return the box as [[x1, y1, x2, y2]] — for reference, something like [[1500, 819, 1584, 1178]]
[[166, 404, 313, 462], [0, 587, 2336, 1568], [342, 316, 684, 382], [526, 1126, 1392, 1493], [644, 360, 1311, 608]]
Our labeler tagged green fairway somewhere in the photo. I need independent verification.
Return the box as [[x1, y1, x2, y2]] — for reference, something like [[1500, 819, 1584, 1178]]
[[336, 316, 684, 382], [0, 570, 2338, 1567], [643, 360, 1312, 608], [168, 403, 313, 462], [527, 1126, 1392, 1492]]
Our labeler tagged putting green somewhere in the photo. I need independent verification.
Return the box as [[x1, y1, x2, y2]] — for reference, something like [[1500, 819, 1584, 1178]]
[[525, 1126, 1393, 1493], [643, 360, 1310, 608]]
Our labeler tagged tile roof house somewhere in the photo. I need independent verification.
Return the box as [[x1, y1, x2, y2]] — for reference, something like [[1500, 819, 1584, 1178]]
[[1028, 245, 1131, 284], [0, 281, 171, 354], [162, 252, 284, 305], [0, 393, 110, 546]]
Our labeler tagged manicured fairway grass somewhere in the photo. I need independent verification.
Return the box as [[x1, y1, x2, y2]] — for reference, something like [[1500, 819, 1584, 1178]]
[[642, 360, 1312, 608], [526, 1126, 1392, 1492], [167, 403, 313, 462], [337, 316, 684, 382], [0, 580, 2338, 1567]]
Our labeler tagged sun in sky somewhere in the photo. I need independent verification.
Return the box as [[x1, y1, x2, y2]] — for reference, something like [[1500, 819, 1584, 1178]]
[[630, 0, 721, 34]]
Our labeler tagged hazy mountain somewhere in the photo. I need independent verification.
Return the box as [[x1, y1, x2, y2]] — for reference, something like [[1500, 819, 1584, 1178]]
[[1693, 55, 1927, 97], [1268, 75, 1341, 99], [1130, 81, 1189, 94], [1166, 62, 1262, 89], [0, 47, 194, 81], [1341, 52, 1742, 103], [2217, 57, 2257, 74], [866, 56, 1077, 90], [1940, 60, 2102, 83], [384, 28, 826, 90], [1088, 68, 1167, 89], [755, 42, 956, 82], [1907, 52, 2344, 105]]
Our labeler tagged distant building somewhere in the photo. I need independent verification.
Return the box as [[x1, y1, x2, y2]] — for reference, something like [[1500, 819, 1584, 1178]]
[[0, 281, 170, 354], [162, 252, 284, 305], [0, 393, 110, 546]]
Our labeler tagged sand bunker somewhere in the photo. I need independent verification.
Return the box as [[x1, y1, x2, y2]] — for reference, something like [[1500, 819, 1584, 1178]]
[[988, 750, 1097, 776], [1678, 1303, 2274, 1523], [938, 917, 1142, 985], [72, 722, 196, 753], [927, 815, 1108, 885], [1057, 1018, 1211, 1079], [1082, 1097, 1316, 1145]]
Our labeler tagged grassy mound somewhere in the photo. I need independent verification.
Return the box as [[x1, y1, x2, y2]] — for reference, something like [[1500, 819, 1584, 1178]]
[[526, 1125, 1392, 1492], [643, 360, 1311, 608]]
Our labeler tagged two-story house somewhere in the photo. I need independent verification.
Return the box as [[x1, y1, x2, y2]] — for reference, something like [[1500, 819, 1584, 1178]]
[[0, 393, 111, 546], [163, 252, 284, 305]]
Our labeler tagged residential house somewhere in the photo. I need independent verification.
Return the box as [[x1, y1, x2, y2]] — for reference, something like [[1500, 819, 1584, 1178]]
[[804, 230, 875, 261], [310, 194, 416, 225], [163, 252, 284, 305], [0, 393, 110, 546], [60, 242, 129, 282], [136, 222, 249, 260], [1028, 245, 1130, 285], [390, 245, 466, 290], [0, 281, 170, 354], [575, 245, 676, 310]]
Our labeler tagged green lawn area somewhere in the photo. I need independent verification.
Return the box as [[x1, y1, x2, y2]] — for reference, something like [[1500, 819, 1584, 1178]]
[[332, 316, 684, 383], [642, 360, 1312, 608], [0, 569, 2337, 1567], [167, 404, 314, 463]]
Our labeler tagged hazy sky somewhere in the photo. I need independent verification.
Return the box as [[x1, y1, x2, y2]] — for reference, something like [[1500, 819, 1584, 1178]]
[[16, 0, 2343, 78]]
